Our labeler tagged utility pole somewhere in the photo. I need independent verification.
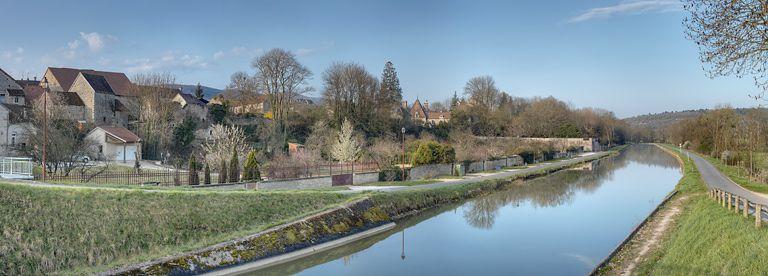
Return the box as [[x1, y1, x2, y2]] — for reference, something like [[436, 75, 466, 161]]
[[401, 127, 406, 181], [42, 78, 48, 181]]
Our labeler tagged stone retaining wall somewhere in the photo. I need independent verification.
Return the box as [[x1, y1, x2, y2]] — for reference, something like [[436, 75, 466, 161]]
[[253, 172, 380, 190]]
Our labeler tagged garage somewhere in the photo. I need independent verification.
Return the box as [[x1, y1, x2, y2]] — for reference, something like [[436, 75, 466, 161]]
[[85, 126, 142, 162]]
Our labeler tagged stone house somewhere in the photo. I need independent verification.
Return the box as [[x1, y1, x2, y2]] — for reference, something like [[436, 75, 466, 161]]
[[0, 68, 24, 106], [37, 91, 89, 122], [403, 99, 451, 125], [0, 103, 31, 149], [85, 126, 142, 162], [172, 92, 208, 122]]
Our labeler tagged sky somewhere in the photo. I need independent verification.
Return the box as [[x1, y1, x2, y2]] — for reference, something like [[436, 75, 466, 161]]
[[0, 0, 761, 117]]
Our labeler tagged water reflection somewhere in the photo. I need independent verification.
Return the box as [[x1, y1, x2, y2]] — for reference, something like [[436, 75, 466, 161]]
[[247, 145, 680, 275]]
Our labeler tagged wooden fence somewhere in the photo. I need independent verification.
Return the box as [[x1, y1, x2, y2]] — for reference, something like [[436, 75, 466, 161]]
[[710, 188, 768, 228]]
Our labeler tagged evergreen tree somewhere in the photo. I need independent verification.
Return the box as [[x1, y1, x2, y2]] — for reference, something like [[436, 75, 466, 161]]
[[242, 150, 260, 181], [194, 82, 204, 100], [229, 148, 240, 183], [380, 61, 403, 108], [450, 91, 459, 110], [218, 159, 227, 184], [203, 163, 211, 185], [188, 155, 199, 185]]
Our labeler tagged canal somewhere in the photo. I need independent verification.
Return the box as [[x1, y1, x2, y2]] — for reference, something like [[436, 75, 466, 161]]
[[247, 144, 681, 275]]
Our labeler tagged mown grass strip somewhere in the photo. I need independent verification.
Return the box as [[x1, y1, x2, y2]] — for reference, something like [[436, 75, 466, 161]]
[[0, 183, 354, 275]]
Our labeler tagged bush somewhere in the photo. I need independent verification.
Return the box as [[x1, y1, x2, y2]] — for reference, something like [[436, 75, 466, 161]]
[[410, 141, 455, 166], [203, 163, 211, 185], [218, 159, 227, 184], [242, 150, 260, 182], [378, 167, 410, 181], [229, 148, 240, 183]]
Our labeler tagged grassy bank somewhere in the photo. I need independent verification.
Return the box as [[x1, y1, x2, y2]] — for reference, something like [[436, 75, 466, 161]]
[[629, 145, 768, 274], [702, 155, 768, 194], [0, 184, 353, 275]]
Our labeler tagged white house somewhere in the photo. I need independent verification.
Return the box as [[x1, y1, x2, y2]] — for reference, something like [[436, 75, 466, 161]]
[[85, 126, 142, 162]]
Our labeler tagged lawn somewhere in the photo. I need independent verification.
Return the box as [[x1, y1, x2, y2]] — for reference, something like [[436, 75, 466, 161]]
[[357, 180, 438, 187], [632, 145, 768, 274], [0, 184, 354, 275], [702, 155, 768, 194]]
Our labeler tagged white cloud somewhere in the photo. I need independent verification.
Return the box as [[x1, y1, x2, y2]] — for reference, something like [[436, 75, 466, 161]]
[[1, 47, 24, 63], [79, 32, 106, 51], [213, 46, 263, 60], [569, 0, 681, 23], [125, 51, 209, 73], [295, 48, 315, 56], [68, 40, 80, 50]]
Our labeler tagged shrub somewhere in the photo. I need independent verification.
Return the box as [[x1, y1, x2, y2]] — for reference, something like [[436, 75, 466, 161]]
[[203, 163, 211, 185], [187, 155, 199, 185], [218, 159, 227, 184], [410, 141, 455, 166], [242, 150, 260, 182], [378, 167, 410, 181], [229, 148, 240, 183]]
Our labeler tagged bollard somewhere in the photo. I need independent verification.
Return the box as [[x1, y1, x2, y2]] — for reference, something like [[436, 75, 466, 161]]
[[744, 199, 749, 218], [756, 204, 763, 228], [721, 191, 726, 207], [727, 193, 732, 211], [735, 196, 741, 214]]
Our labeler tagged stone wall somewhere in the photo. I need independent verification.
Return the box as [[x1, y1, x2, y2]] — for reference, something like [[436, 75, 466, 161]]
[[256, 172, 380, 190], [409, 163, 454, 180]]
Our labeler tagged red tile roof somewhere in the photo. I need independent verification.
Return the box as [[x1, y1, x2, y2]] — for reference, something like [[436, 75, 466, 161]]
[[47, 67, 132, 96], [99, 126, 141, 143]]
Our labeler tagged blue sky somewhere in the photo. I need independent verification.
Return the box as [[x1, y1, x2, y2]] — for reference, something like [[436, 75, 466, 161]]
[[0, 0, 760, 117]]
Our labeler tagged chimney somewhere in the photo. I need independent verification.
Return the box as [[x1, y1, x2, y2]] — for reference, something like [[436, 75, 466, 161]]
[[424, 100, 429, 110], [402, 100, 408, 109]]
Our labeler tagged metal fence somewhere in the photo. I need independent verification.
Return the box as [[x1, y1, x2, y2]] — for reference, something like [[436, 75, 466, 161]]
[[263, 162, 379, 180], [34, 170, 206, 186], [0, 157, 34, 178]]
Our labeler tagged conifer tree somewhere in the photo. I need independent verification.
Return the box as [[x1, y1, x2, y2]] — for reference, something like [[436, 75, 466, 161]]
[[203, 163, 211, 185], [229, 148, 240, 183], [218, 159, 227, 184]]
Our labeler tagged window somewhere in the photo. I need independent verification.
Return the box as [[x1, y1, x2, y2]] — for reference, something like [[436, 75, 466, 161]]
[[11, 133, 16, 145], [13, 97, 18, 103], [103, 117, 106, 123], [99, 145, 103, 154]]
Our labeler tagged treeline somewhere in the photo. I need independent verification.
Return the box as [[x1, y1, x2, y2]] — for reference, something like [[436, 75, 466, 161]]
[[663, 107, 768, 181]]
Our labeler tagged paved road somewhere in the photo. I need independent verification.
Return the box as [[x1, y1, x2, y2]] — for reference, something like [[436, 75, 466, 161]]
[[345, 151, 612, 193], [686, 150, 768, 205]]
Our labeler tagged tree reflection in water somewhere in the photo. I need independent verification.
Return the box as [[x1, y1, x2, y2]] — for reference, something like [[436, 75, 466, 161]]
[[462, 144, 679, 230]]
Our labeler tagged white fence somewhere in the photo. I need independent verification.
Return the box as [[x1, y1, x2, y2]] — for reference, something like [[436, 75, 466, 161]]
[[0, 157, 34, 179]]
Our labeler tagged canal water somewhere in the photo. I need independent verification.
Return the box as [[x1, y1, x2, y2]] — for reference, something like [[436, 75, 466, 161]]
[[248, 145, 681, 275]]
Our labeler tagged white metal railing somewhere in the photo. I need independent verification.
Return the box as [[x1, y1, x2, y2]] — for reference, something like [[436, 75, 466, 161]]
[[0, 157, 33, 176]]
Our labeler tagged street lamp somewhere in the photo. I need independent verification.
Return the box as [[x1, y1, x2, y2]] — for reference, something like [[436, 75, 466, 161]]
[[41, 77, 48, 181], [401, 127, 406, 181], [400, 229, 406, 260]]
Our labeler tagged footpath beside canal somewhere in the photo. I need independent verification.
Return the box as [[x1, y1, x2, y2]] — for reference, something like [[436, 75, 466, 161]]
[[103, 149, 619, 275], [597, 144, 768, 275]]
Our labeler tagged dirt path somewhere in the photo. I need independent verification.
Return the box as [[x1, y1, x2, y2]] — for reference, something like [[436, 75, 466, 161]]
[[604, 195, 691, 275]]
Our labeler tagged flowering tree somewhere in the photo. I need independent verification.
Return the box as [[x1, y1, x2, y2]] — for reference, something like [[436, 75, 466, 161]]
[[202, 124, 251, 169], [330, 118, 360, 163]]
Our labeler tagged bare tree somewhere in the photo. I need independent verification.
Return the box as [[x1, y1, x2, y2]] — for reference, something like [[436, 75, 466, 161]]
[[330, 118, 360, 163], [464, 76, 501, 111], [252, 48, 312, 128], [129, 72, 180, 160], [227, 71, 261, 100], [322, 62, 381, 126], [683, 0, 768, 99]]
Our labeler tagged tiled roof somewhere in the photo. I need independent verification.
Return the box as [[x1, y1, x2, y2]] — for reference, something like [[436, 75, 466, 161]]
[[112, 99, 128, 111], [178, 92, 206, 106], [47, 67, 132, 96], [98, 126, 141, 143], [7, 89, 24, 97], [81, 73, 114, 94], [1, 103, 29, 124], [55, 92, 86, 106], [23, 86, 45, 102]]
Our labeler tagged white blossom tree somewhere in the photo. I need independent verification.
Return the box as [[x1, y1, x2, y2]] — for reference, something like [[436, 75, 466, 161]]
[[202, 124, 251, 169], [330, 118, 360, 163]]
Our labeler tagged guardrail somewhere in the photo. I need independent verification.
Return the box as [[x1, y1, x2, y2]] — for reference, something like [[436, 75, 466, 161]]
[[710, 188, 768, 227], [0, 157, 33, 178]]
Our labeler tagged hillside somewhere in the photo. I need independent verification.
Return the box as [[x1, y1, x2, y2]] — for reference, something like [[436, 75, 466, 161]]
[[624, 108, 762, 130]]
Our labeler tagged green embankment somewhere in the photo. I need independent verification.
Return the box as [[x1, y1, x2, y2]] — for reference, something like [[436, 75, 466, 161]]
[[633, 145, 768, 275], [0, 184, 353, 275], [702, 155, 768, 194]]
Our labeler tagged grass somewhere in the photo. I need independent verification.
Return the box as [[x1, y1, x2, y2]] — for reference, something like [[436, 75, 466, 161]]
[[0, 183, 355, 275], [702, 155, 768, 194], [630, 144, 768, 275], [357, 180, 438, 187]]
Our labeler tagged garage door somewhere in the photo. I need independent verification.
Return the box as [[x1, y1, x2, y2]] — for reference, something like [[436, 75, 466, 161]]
[[115, 145, 137, 161]]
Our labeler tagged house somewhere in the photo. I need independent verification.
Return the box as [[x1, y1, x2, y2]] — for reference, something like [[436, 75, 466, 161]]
[[38, 91, 89, 122], [85, 126, 142, 162], [172, 92, 208, 122], [403, 99, 451, 125], [0, 103, 31, 150], [68, 72, 131, 126], [288, 142, 305, 156], [0, 68, 24, 106], [41, 67, 134, 127]]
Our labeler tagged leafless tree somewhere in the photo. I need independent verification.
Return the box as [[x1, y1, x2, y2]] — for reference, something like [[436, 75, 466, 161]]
[[464, 76, 501, 111], [252, 48, 313, 126], [227, 71, 261, 100], [683, 0, 768, 100], [201, 124, 251, 169], [322, 62, 381, 126], [129, 72, 180, 160]]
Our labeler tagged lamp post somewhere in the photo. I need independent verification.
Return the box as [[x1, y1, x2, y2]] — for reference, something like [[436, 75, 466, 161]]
[[400, 229, 406, 260], [401, 127, 406, 181]]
